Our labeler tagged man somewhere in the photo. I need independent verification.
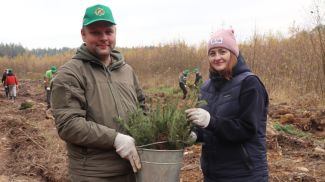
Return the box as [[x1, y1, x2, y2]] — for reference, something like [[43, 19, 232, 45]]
[[51, 4, 145, 182], [193, 68, 203, 87], [1, 69, 9, 98], [44, 66, 57, 108], [179, 69, 189, 99]]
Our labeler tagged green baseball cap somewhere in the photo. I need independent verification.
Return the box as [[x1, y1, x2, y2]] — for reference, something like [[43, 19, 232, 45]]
[[51, 66, 57, 73], [193, 68, 199, 73], [82, 4, 116, 26], [183, 69, 189, 75]]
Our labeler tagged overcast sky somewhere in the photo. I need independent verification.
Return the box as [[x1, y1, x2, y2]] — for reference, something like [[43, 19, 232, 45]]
[[0, 0, 320, 49]]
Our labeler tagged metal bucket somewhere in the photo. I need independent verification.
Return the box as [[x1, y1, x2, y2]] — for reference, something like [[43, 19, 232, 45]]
[[136, 144, 184, 182]]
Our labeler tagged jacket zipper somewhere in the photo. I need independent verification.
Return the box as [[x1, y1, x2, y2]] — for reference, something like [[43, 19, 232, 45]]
[[104, 66, 120, 118]]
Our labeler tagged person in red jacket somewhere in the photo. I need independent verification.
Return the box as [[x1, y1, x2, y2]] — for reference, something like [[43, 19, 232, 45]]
[[5, 69, 18, 102]]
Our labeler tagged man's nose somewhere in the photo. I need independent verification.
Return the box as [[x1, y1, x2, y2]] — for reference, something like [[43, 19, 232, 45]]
[[99, 32, 109, 40]]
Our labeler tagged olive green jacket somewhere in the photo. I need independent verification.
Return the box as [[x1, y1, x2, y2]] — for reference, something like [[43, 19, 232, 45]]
[[51, 44, 145, 177]]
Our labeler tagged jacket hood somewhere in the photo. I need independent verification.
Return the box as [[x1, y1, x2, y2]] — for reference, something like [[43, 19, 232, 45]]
[[73, 44, 125, 70]]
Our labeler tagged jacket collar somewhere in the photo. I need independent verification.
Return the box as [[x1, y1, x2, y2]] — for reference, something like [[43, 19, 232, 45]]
[[73, 44, 126, 70]]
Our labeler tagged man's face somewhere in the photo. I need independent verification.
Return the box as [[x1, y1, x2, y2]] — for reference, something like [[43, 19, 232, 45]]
[[81, 21, 116, 60]]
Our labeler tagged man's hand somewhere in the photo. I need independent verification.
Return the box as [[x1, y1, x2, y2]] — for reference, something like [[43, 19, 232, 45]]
[[185, 108, 210, 128], [114, 133, 141, 172], [44, 79, 48, 88]]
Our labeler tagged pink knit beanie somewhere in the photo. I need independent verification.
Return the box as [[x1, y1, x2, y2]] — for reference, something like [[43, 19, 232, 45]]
[[208, 29, 239, 57]]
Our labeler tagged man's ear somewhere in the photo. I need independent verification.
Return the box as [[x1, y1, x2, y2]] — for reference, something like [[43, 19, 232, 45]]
[[81, 28, 86, 42]]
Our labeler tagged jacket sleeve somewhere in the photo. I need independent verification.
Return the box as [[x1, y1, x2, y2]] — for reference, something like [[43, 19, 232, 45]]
[[205, 76, 268, 143], [51, 67, 117, 150]]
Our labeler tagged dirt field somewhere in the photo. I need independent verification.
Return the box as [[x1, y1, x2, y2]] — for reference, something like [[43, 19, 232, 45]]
[[0, 80, 324, 182]]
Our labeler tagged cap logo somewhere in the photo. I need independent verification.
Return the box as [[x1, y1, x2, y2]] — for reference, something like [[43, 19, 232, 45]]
[[94, 8, 105, 16], [210, 37, 223, 45]]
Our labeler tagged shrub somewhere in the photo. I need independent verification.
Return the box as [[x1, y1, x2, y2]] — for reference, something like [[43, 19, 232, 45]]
[[19, 101, 33, 110], [116, 102, 190, 150], [116, 86, 206, 150], [273, 122, 310, 138]]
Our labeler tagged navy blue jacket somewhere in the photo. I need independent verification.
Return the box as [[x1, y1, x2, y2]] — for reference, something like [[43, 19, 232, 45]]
[[195, 54, 269, 180]]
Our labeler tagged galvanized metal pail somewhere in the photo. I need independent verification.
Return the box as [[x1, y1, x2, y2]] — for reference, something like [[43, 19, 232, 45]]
[[136, 145, 184, 182]]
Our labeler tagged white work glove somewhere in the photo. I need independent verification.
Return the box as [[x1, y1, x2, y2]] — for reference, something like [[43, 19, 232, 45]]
[[185, 108, 210, 128], [113, 133, 141, 173]]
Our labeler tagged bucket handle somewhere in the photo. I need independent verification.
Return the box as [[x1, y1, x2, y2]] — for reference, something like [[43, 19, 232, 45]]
[[136, 141, 168, 148], [136, 140, 188, 148]]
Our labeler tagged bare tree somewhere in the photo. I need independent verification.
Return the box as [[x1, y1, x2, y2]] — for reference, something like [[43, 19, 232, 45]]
[[310, 0, 325, 96]]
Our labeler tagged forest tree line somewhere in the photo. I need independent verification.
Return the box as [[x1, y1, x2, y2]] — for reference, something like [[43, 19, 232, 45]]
[[0, 43, 72, 58]]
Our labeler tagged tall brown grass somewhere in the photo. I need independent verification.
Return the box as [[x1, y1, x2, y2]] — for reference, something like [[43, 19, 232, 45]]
[[0, 50, 74, 80], [0, 29, 324, 105]]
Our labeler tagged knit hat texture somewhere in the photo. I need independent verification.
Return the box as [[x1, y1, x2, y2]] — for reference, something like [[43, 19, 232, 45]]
[[208, 29, 239, 57]]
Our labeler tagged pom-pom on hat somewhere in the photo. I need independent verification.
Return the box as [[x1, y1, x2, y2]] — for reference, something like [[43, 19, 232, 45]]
[[207, 29, 239, 57]]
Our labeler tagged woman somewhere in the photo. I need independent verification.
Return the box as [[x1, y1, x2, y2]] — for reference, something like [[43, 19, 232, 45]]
[[185, 29, 269, 182]]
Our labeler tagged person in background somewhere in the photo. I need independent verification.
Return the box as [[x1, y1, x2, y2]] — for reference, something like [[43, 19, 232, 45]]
[[1, 69, 9, 98], [185, 29, 269, 182], [44, 66, 57, 109], [193, 68, 203, 87], [5, 69, 18, 102], [51, 4, 146, 182], [179, 69, 189, 99]]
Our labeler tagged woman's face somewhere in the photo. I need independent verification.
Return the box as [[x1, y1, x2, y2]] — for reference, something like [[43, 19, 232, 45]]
[[208, 48, 231, 72]]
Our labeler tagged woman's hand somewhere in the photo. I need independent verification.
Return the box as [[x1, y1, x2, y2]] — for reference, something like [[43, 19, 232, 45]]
[[185, 108, 210, 128]]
